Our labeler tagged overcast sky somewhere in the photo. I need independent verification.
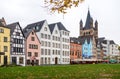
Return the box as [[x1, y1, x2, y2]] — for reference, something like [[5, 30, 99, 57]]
[[0, 0, 120, 44]]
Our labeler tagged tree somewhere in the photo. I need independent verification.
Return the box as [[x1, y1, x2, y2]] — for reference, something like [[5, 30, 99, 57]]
[[44, 0, 84, 14]]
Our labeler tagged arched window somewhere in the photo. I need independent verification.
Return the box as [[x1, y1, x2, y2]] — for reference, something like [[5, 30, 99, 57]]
[[44, 27, 47, 31]]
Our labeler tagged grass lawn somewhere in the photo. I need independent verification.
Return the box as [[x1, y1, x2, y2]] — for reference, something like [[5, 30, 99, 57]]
[[0, 64, 120, 79]]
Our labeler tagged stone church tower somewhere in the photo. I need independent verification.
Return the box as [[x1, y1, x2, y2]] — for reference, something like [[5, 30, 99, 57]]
[[79, 9, 98, 60], [80, 10, 98, 39]]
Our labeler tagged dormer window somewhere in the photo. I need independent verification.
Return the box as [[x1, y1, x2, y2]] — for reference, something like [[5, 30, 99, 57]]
[[36, 26, 39, 30], [44, 27, 47, 31]]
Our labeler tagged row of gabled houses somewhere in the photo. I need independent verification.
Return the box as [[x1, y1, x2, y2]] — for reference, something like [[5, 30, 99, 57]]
[[0, 10, 120, 66], [0, 17, 70, 66]]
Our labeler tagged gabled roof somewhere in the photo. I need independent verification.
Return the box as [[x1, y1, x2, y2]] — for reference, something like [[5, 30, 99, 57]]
[[23, 29, 33, 38], [48, 23, 56, 34], [23, 29, 41, 44], [7, 22, 19, 34], [48, 22, 69, 33], [24, 20, 46, 32], [110, 40, 115, 44], [57, 22, 69, 32], [98, 37, 105, 42], [84, 10, 93, 30], [70, 37, 80, 44], [78, 35, 93, 44], [6, 22, 25, 37]]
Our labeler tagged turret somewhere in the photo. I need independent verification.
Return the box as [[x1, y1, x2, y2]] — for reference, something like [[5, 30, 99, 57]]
[[95, 20, 98, 30], [80, 19, 83, 30]]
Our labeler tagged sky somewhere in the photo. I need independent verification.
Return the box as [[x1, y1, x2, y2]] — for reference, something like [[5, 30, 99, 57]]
[[0, 0, 120, 44]]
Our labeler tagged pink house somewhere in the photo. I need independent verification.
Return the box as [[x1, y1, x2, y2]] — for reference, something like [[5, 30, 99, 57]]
[[24, 29, 41, 65]]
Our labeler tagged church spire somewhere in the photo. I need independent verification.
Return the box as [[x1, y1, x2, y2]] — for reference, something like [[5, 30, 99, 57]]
[[84, 9, 93, 29]]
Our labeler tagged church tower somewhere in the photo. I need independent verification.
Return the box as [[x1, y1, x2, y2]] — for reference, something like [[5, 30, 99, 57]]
[[79, 9, 98, 60], [80, 9, 98, 41]]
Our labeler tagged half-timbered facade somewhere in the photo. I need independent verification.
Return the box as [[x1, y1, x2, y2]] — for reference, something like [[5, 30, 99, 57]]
[[7, 22, 25, 66]]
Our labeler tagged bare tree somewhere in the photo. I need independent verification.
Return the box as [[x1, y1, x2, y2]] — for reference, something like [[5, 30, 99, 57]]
[[44, 0, 84, 13]]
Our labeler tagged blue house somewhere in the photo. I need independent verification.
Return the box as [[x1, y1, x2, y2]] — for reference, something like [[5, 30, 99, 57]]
[[78, 36, 93, 59], [82, 37, 92, 59]]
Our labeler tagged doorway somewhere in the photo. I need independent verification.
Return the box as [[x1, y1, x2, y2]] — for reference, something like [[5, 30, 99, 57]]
[[55, 57, 58, 64], [4, 56, 7, 65], [12, 57, 17, 65]]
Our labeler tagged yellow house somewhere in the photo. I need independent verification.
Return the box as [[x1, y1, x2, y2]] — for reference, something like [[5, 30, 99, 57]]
[[0, 25, 10, 66]]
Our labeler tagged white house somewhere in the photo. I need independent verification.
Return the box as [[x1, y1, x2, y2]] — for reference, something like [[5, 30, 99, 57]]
[[24, 20, 70, 64]]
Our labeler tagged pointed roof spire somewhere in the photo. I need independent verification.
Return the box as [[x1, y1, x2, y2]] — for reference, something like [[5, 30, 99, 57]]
[[80, 19, 83, 24], [84, 9, 93, 30]]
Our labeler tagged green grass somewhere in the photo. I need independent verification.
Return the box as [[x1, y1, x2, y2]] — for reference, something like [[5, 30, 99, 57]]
[[0, 64, 120, 79]]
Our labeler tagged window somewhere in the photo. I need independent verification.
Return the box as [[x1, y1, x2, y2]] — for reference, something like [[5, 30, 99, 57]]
[[28, 52, 31, 57], [31, 37, 35, 41], [56, 37, 57, 41], [58, 50, 60, 55], [4, 46, 8, 52], [4, 37, 7, 42], [32, 32, 34, 35], [48, 42, 51, 47], [19, 57, 24, 64], [27, 60, 30, 65], [35, 45, 38, 49], [16, 32, 20, 36], [44, 27, 47, 31], [36, 60, 39, 65], [53, 36, 54, 40], [48, 49, 51, 55], [41, 49, 44, 55], [48, 35, 50, 39], [45, 41, 47, 46], [45, 34, 47, 39], [36, 26, 39, 30], [35, 52, 38, 57], [41, 41, 44, 46], [45, 49, 47, 55], [0, 29, 4, 33], [29, 44, 32, 49], [53, 50, 54, 55], [41, 33, 44, 38]]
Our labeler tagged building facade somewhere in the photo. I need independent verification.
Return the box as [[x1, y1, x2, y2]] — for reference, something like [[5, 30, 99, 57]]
[[0, 20, 10, 66], [70, 37, 82, 63], [24, 20, 70, 64], [6, 22, 25, 66], [100, 38, 119, 59], [23, 29, 41, 65], [78, 10, 98, 62]]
